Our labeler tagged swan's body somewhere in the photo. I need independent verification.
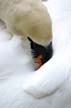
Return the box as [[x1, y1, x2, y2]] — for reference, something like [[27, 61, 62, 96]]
[[0, 21, 60, 108], [0, 0, 71, 108]]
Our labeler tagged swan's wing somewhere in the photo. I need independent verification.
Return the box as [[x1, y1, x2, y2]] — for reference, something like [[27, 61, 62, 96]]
[[23, 53, 69, 98]]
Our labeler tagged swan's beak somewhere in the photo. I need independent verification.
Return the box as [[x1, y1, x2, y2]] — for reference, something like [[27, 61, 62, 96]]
[[35, 55, 43, 69]]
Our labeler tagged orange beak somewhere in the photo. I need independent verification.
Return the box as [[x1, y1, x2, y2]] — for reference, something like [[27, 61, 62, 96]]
[[35, 55, 43, 69]]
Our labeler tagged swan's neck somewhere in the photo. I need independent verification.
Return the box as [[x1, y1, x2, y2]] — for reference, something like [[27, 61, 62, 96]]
[[46, 0, 71, 52], [52, 19, 71, 52]]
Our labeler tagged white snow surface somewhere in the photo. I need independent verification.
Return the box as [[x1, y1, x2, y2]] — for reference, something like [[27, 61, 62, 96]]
[[0, 0, 71, 108]]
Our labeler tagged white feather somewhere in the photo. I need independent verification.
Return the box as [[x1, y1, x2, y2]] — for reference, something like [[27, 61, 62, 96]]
[[0, 0, 71, 108]]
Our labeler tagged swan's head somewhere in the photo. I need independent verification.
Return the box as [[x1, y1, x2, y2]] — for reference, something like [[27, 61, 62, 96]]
[[6, 0, 52, 46]]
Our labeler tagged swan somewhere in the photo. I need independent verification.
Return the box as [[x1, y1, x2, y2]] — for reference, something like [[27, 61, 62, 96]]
[[0, 0, 71, 108], [23, 0, 71, 107]]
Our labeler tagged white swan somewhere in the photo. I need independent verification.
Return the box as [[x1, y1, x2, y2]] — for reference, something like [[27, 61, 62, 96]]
[[0, 0, 71, 108], [24, 0, 71, 107]]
